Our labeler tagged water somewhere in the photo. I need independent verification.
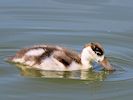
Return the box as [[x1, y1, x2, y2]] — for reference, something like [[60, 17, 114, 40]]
[[0, 0, 133, 100]]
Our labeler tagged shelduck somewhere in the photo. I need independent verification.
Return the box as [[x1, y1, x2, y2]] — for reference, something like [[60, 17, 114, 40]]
[[8, 42, 114, 71]]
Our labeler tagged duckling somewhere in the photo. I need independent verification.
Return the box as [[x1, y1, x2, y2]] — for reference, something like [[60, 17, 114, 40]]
[[8, 42, 114, 71]]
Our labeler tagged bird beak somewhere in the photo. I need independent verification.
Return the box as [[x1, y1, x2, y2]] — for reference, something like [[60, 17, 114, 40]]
[[100, 57, 115, 71]]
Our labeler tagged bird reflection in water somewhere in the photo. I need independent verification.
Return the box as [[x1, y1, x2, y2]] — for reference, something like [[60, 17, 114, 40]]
[[14, 63, 111, 81]]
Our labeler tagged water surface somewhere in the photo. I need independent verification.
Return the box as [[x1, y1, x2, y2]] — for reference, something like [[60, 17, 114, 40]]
[[0, 0, 133, 100]]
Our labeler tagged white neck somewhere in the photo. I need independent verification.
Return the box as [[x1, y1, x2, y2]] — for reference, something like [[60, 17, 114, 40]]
[[81, 47, 93, 69]]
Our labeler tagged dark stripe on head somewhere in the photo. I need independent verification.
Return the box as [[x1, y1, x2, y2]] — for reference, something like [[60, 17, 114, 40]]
[[91, 42, 104, 56]]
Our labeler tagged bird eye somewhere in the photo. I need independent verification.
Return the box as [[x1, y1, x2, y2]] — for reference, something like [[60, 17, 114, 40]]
[[91, 44, 104, 56], [94, 47, 102, 56], [95, 47, 99, 51], [96, 52, 101, 56]]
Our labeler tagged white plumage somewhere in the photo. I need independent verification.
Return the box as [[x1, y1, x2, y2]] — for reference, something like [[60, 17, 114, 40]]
[[8, 42, 114, 71]]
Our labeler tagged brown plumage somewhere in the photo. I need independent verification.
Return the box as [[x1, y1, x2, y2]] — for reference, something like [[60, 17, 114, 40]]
[[8, 42, 114, 71], [9, 45, 81, 67]]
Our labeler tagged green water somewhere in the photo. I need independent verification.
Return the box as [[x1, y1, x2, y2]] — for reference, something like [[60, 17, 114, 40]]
[[0, 0, 133, 100]]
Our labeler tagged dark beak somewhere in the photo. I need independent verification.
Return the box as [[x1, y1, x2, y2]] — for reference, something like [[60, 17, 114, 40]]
[[100, 57, 115, 71]]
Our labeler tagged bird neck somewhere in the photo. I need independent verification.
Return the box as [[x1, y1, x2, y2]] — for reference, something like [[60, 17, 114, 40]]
[[81, 47, 93, 69]]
